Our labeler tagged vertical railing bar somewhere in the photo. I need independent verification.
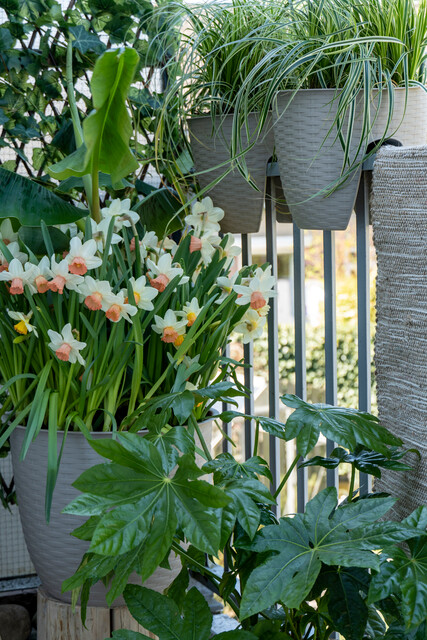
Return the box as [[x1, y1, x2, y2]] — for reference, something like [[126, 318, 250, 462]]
[[241, 234, 255, 460], [355, 172, 372, 495], [293, 225, 308, 512], [265, 177, 281, 512], [323, 230, 339, 489]]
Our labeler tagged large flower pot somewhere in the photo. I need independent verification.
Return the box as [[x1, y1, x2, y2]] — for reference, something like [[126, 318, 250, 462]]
[[273, 89, 365, 231], [370, 86, 427, 146], [10, 417, 215, 607], [188, 113, 274, 234]]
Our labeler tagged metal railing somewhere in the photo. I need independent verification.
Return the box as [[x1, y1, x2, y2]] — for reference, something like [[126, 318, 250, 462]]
[[224, 160, 374, 515]]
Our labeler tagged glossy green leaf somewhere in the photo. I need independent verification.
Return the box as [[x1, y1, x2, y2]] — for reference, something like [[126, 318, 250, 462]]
[[300, 445, 414, 479], [0, 168, 86, 225], [282, 394, 402, 457], [18, 225, 70, 255], [239, 487, 414, 619], [320, 567, 370, 640], [111, 631, 147, 640], [49, 48, 139, 183], [134, 187, 184, 237], [67, 434, 228, 560], [123, 585, 212, 640], [203, 453, 273, 483], [368, 534, 427, 629]]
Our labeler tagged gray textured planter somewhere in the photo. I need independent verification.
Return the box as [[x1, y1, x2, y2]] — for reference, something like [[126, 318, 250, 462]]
[[370, 86, 427, 146], [273, 89, 365, 230], [188, 113, 274, 234], [10, 418, 214, 607]]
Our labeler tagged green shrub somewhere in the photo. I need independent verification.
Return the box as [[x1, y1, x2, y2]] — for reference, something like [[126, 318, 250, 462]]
[[253, 324, 376, 410]]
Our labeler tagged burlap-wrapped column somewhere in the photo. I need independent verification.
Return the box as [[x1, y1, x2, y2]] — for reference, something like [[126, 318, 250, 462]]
[[371, 146, 427, 520]]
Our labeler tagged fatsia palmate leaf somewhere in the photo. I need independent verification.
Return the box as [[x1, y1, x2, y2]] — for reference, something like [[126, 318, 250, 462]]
[[64, 434, 229, 561], [300, 445, 414, 479], [123, 586, 212, 640], [282, 394, 402, 457], [368, 509, 427, 629], [239, 487, 420, 620]]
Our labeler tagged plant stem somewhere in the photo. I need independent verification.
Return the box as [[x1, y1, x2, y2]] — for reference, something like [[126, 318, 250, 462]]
[[348, 463, 356, 502], [91, 155, 101, 223], [189, 413, 212, 461], [253, 419, 260, 457], [66, 40, 92, 209], [273, 454, 300, 500]]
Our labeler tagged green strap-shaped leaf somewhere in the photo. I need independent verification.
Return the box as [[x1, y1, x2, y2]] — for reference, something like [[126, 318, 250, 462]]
[[0, 168, 87, 225], [49, 48, 139, 183]]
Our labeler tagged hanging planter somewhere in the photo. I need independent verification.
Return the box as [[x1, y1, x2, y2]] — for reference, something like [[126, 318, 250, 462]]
[[188, 113, 274, 234], [370, 87, 427, 146], [272, 89, 365, 231], [10, 417, 215, 607]]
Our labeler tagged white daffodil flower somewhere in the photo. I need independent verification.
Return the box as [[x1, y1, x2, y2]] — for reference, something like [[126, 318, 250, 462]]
[[48, 323, 87, 365], [189, 232, 221, 265], [0, 242, 28, 272], [0, 219, 18, 244], [66, 237, 102, 275], [220, 234, 241, 268], [0, 259, 38, 295], [55, 222, 79, 238], [77, 276, 112, 311], [7, 310, 38, 337], [152, 309, 188, 346], [131, 231, 159, 260], [49, 257, 84, 294], [235, 308, 267, 344], [180, 298, 201, 326], [103, 291, 138, 323], [233, 265, 276, 311], [101, 198, 140, 231], [90, 219, 122, 254], [185, 197, 224, 234], [34, 256, 53, 294], [215, 272, 239, 304], [127, 276, 158, 310], [146, 253, 189, 292]]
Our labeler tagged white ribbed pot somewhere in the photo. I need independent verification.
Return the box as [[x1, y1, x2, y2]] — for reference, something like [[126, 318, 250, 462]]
[[370, 86, 427, 146], [273, 89, 365, 230], [10, 417, 214, 607], [188, 112, 274, 234]]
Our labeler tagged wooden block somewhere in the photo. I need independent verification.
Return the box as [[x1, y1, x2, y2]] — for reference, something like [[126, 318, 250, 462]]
[[37, 588, 158, 639], [37, 589, 110, 640], [112, 608, 158, 638]]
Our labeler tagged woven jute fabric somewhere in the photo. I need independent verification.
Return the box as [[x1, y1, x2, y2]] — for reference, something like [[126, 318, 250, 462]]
[[372, 145, 427, 519]]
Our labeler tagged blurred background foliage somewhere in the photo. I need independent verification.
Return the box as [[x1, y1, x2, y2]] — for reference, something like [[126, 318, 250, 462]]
[[0, 0, 185, 205]]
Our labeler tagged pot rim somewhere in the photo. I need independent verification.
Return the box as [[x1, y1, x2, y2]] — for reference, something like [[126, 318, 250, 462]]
[[12, 409, 220, 436]]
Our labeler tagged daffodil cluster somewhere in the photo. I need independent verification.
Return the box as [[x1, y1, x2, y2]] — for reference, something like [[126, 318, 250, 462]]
[[0, 197, 275, 432]]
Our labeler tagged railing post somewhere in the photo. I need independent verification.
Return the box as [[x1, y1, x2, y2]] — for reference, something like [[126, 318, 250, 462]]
[[265, 176, 281, 511], [355, 170, 373, 495], [323, 230, 339, 489]]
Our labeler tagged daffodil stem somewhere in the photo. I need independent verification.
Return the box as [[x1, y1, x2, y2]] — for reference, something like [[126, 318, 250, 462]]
[[273, 454, 299, 500], [66, 40, 92, 210], [58, 363, 76, 427], [189, 413, 212, 461]]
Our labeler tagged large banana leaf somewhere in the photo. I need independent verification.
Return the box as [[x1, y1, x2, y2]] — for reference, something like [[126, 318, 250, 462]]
[[49, 48, 139, 184], [0, 168, 86, 225]]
